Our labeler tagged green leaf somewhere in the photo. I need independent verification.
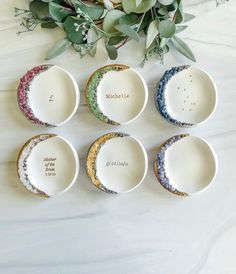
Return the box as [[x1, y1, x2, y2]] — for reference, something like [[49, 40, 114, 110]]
[[75, 3, 104, 20], [46, 38, 72, 60], [175, 25, 187, 33], [158, 7, 168, 15], [136, 0, 142, 6], [89, 44, 97, 57], [55, 22, 64, 28], [103, 0, 114, 10], [118, 14, 138, 25], [29, 0, 50, 20], [146, 20, 159, 48], [108, 36, 125, 45], [183, 13, 195, 23], [103, 10, 125, 33], [159, 19, 176, 38], [49, 2, 73, 22], [122, 0, 156, 14], [171, 35, 196, 62], [174, 10, 183, 23], [64, 16, 85, 44], [174, 1, 184, 24], [158, 0, 175, 5], [166, 2, 178, 11], [87, 27, 99, 44], [41, 21, 58, 29], [105, 44, 118, 60], [115, 24, 139, 41]]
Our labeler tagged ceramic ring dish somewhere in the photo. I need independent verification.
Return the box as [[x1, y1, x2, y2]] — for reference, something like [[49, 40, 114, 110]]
[[86, 132, 148, 194], [155, 66, 218, 127], [17, 65, 79, 126], [154, 134, 218, 196], [17, 134, 79, 197], [85, 64, 148, 125]]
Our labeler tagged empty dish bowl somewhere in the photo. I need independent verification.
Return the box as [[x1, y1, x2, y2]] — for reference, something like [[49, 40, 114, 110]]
[[155, 66, 218, 127], [17, 65, 79, 126], [86, 64, 148, 125], [17, 134, 79, 197], [86, 132, 148, 193], [154, 134, 217, 196]]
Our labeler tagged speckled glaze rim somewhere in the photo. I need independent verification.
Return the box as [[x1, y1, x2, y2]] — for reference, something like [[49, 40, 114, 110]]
[[154, 134, 218, 197], [155, 65, 218, 127], [85, 64, 148, 125], [86, 132, 148, 194], [17, 65, 79, 127], [17, 134, 79, 197]]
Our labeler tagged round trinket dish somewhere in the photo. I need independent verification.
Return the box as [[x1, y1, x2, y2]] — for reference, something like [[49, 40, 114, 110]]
[[86, 64, 148, 125], [155, 66, 218, 127], [154, 134, 218, 196], [86, 132, 148, 194], [17, 134, 79, 197], [17, 65, 79, 127]]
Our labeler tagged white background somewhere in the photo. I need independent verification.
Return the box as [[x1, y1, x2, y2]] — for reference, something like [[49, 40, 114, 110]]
[[0, 0, 236, 273]]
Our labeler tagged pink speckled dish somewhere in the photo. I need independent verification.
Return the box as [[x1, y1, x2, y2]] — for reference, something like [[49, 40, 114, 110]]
[[17, 65, 79, 127]]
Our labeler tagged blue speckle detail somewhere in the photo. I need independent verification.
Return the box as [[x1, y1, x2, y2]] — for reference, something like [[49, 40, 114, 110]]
[[155, 134, 189, 196], [155, 65, 194, 127]]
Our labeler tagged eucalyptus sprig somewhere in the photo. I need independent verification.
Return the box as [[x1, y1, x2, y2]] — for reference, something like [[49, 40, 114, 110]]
[[16, 0, 198, 63]]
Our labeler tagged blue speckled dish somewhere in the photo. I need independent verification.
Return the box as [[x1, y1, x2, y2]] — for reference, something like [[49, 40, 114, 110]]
[[154, 134, 218, 196], [155, 66, 218, 127]]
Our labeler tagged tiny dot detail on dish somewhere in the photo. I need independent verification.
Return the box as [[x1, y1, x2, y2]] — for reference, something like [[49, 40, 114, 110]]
[[155, 66, 217, 127]]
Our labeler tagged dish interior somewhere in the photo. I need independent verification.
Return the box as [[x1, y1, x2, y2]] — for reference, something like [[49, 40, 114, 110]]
[[27, 136, 78, 196], [29, 66, 78, 125], [165, 67, 217, 124], [165, 136, 217, 194], [96, 69, 147, 124], [96, 136, 147, 193]]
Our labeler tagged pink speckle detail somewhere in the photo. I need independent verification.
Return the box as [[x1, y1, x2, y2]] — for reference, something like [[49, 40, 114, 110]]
[[17, 65, 52, 126]]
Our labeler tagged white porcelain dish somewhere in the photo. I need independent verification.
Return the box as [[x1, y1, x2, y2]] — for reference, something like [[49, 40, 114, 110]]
[[86, 132, 148, 194], [155, 66, 218, 127], [17, 134, 79, 197], [154, 134, 218, 196], [17, 65, 79, 127], [86, 64, 148, 125]]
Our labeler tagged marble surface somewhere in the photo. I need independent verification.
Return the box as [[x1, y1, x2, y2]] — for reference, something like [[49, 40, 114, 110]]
[[0, 0, 235, 273]]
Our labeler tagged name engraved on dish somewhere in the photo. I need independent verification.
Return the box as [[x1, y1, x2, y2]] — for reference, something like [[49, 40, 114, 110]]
[[43, 157, 56, 176], [105, 93, 130, 99], [49, 94, 54, 102], [106, 161, 128, 167]]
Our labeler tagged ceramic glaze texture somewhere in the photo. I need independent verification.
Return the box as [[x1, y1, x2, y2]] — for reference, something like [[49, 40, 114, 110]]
[[155, 66, 217, 127], [1, 1, 236, 273], [17, 134, 55, 197], [18, 65, 51, 126], [18, 65, 79, 127], [17, 134, 79, 197], [87, 133, 148, 194], [154, 134, 217, 196], [86, 64, 148, 125]]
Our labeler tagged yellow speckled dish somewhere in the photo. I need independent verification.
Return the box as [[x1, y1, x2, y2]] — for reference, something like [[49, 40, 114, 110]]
[[86, 132, 148, 194]]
